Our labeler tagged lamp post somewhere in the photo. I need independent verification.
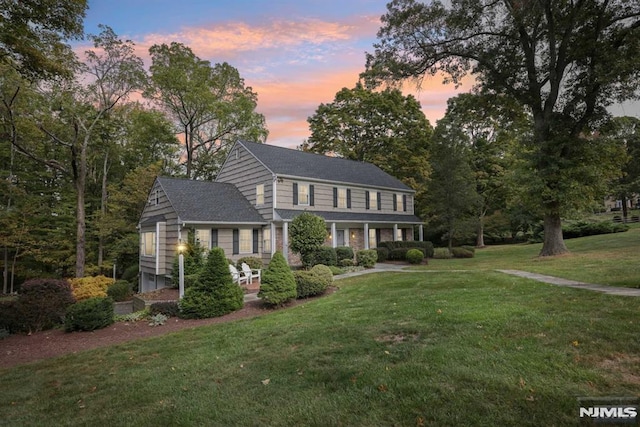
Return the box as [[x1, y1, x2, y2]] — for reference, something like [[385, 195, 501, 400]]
[[177, 240, 186, 299]]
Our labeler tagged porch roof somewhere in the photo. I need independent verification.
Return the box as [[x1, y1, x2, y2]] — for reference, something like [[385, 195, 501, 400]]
[[274, 209, 423, 224]]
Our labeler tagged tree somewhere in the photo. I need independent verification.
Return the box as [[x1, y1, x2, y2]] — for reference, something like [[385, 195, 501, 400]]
[[303, 83, 432, 215], [258, 251, 297, 306], [179, 247, 244, 318], [426, 118, 480, 251], [600, 116, 640, 220], [0, 0, 87, 79], [363, 0, 640, 256], [288, 212, 327, 268], [439, 93, 528, 247], [146, 42, 268, 179]]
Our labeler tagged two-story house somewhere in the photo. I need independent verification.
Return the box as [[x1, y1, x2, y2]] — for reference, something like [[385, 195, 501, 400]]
[[138, 140, 424, 293]]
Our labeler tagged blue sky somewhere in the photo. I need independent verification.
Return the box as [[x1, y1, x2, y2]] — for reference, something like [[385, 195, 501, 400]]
[[82, 0, 469, 147]]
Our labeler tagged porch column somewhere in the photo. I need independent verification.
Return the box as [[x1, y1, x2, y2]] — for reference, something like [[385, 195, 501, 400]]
[[419, 224, 424, 242], [345, 227, 350, 247], [331, 222, 337, 248], [393, 224, 398, 241], [282, 222, 289, 264], [364, 223, 369, 249]]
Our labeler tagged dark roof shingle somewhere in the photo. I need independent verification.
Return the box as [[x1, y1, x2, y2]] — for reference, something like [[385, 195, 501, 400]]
[[157, 177, 265, 224], [239, 141, 413, 191]]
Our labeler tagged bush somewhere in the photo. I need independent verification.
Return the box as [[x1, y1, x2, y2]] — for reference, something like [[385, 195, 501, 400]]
[[65, 297, 114, 332], [258, 251, 297, 306], [375, 247, 389, 262], [451, 247, 475, 258], [150, 301, 180, 317], [294, 264, 333, 298], [289, 212, 328, 268], [18, 278, 76, 333], [378, 241, 435, 258], [69, 275, 114, 301], [328, 266, 344, 275], [562, 220, 629, 239], [236, 257, 263, 270], [0, 300, 23, 334], [122, 264, 139, 292], [433, 248, 452, 259], [388, 247, 420, 261], [310, 246, 337, 267], [406, 249, 425, 264], [179, 247, 244, 319], [335, 246, 354, 262], [107, 280, 132, 302], [339, 258, 354, 267], [356, 249, 378, 268]]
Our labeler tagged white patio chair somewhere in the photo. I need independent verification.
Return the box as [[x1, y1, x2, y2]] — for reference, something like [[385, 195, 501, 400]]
[[241, 262, 261, 284], [229, 264, 249, 286]]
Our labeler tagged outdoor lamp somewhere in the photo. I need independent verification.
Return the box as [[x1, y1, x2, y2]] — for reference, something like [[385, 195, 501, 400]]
[[178, 240, 185, 298]]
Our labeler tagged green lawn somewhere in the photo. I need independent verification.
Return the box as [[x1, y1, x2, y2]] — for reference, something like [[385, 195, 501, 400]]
[[423, 225, 640, 288], [1, 231, 639, 426]]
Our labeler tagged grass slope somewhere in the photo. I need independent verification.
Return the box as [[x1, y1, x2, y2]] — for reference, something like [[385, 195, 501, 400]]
[[1, 230, 638, 426]]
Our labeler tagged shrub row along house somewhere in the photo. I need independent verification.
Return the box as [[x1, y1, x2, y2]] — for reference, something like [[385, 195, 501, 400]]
[[138, 140, 424, 292]]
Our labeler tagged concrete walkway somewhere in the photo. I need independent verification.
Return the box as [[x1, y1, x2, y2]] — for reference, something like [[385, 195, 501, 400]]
[[497, 269, 640, 297]]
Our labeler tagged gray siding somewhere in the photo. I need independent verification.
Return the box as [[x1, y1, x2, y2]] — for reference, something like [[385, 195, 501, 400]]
[[216, 144, 274, 220], [277, 178, 415, 216]]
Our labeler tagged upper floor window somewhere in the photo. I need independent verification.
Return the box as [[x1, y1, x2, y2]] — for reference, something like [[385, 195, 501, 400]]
[[256, 184, 265, 205], [141, 232, 156, 256], [333, 187, 351, 209], [394, 194, 407, 212], [293, 182, 314, 206], [366, 191, 380, 210]]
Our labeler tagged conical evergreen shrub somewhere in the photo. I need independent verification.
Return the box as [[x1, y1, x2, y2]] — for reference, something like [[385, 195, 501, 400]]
[[179, 247, 244, 318], [258, 251, 297, 306]]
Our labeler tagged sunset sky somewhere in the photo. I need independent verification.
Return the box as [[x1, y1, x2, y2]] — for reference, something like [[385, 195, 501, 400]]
[[82, 0, 473, 148]]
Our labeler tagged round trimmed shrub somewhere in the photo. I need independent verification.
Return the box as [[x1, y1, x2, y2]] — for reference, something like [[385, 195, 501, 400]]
[[19, 278, 76, 332], [258, 251, 297, 306], [294, 264, 333, 299], [107, 280, 132, 302], [150, 301, 180, 317], [335, 246, 354, 263], [375, 247, 389, 262], [406, 249, 425, 264], [451, 247, 474, 258], [356, 249, 378, 268], [65, 297, 114, 332], [69, 275, 114, 301], [311, 246, 337, 267]]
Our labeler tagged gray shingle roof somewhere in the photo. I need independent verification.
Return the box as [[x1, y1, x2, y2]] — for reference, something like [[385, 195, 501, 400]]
[[275, 209, 422, 224], [239, 140, 413, 191], [157, 177, 266, 224]]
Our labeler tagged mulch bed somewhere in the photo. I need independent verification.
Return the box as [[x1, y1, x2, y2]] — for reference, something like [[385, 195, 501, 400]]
[[0, 285, 335, 369]]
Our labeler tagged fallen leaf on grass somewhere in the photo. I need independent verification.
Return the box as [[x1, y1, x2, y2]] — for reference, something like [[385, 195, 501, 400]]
[[261, 378, 270, 385]]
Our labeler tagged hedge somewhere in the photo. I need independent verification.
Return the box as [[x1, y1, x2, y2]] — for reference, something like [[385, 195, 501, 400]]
[[378, 241, 434, 258]]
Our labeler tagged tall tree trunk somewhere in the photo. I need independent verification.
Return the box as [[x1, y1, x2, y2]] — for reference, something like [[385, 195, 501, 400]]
[[74, 138, 89, 278], [539, 212, 568, 256], [621, 195, 628, 222], [476, 211, 486, 248], [3, 247, 7, 294], [97, 153, 109, 272]]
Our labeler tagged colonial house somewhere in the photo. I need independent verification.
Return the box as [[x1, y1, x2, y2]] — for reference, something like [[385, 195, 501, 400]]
[[138, 140, 424, 292]]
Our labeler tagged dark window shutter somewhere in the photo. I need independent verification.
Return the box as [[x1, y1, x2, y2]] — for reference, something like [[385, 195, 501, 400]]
[[333, 187, 338, 208], [403, 195, 407, 212], [347, 189, 351, 208], [253, 229, 259, 253], [377, 192, 381, 210], [211, 229, 218, 247], [365, 191, 370, 210], [293, 183, 298, 205], [393, 194, 397, 211], [232, 229, 239, 254], [309, 185, 315, 206]]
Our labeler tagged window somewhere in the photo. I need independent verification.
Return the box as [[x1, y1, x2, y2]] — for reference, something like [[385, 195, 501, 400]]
[[369, 191, 377, 210], [195, 229, 210, 250], [239, 229, 253, 253], [395, 194, 403, 211], [368, 228, 377, 249], [256, 184, 264, 205], [263, 227, 271, 253], [396, 228, 403, 241], [333, 187, 351, 208], [293, 182, 313, 206], [148, 190, 158, 206], [141, 232, 156, 256]]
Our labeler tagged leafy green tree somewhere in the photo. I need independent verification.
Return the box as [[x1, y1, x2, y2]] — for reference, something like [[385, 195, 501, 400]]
[[599, 117, 640, 220], [258, 251, 297, 306], [179, 247, 243, 318], [363, 0, 640, 256], [0, 0, 87, 79], [426, 120, 480, 251], [303, 83, 432, 215], [146, 42, 268, 179], [289, 212, 327, 268], [439, 93, 529, 247]]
